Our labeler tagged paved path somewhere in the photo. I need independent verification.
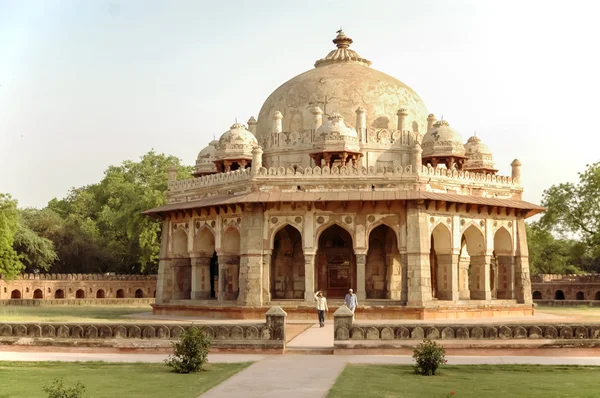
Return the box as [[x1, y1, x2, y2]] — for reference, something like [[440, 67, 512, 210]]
[[286, 323, 333, 349]]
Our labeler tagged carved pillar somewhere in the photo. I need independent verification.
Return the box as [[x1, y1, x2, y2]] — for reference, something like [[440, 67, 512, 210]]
[[304, 252, 315, 302], [386, 252, 403, 300], [450, 250, 460, 301], [171, 258, 192, 300], [515, 218, 533, 304], [355, 251, 367, 302], [191, 256, 211, 299], [262, 251, 272, 304], [155, 220, 172, 304], [458, 254, 471, 300], [237, 204, 265, 306], [217, 252, 227, 302], [470, 255, 492, 300], [406, 201, 432, 306]]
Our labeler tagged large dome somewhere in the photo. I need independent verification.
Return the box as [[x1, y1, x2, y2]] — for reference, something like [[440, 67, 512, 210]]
[[256, 30, 429, 142]]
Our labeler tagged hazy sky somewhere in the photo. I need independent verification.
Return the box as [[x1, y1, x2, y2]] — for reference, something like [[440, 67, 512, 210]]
[[1, 0, 599, 209]]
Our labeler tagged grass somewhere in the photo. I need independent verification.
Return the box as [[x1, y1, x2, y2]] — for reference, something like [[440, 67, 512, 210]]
[[327, 364, 600, 398], [536, 306, 600, 321], [0, 361, 250, 398], [0, 305, 152, 323]]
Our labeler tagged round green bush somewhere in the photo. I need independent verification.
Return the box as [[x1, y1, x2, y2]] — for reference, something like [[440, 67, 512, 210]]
[[412, 339, 447, 376], [165, 326, 211, 373]]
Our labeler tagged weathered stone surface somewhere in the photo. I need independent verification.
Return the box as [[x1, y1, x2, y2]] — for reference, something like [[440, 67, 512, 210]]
[[245, 326, 258, 340], [27, 325, 41, 337], [544, 326, 558, 339], [441, 327, 454, 340], [381, 327, 394, 340], [528, 326, 543, 339], [171, 326, 185, 339], [350, 327, 364, 340], [84, 326, 98, 339], [395, 326, 410, 339], [574, 326, 588, 339], [559, 326, 573, 339], [41, 325, 55, 337], [470, 327, 484, 339], [589, 326, 600, 339], [113, 325, 127, 339], [99, 325, 112, 339], [498, 326, 512, 340], [230, 326, 244, 340], [366, 327, 379, 340], [57, 325, 70, 338], [426, 327, 440, 339], [217, 326, 229, 340], [456, 327, 469, 339], [336, 327, 349, 340], [128, 325, 141, 339], [13, 324, 27, 336], [71, 325, 83, 338], [142, 326, 155, 339], [513, 326, 527, 339], [484, 326, 498, 339], [411, 327, 424, 340], [0, 324, 12, 336], [261, 328, 271, 340], [156, 325, 170, 339]]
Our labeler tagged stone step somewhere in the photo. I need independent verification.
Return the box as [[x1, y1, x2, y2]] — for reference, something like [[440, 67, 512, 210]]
[[285, 347, 334, 355]]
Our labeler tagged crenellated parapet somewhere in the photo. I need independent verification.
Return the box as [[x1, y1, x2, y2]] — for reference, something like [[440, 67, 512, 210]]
[[6, 273, 157, 281]]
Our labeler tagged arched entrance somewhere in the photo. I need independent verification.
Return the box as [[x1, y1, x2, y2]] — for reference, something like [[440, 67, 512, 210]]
[[532, 291, 542, 299], [462, 225, 488, 300], [430, 224, 453, 300], [366, 225, 399, 299], [221, 227, 241, 300], [555, 290, 565, 300], [576, 291, 584, 300], [596, 291, 600, 301], [135, 289, 144, 298], [33, 289, 43, 299], [116, 289, 125, 298], [10, 290, 21, 299], [172, 227, 191, 300], [54, 289, 65, 299], [194, 227, 218, 299], [316, 224, 355, 298], [494, 227, 514, 299], [271, 225, 305, 299], [96, 289, 105, 298], [76, 289, 85, 298]]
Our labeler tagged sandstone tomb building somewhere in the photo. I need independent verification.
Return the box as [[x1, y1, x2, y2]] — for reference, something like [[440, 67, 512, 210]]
[[145, 31, 544, 319]]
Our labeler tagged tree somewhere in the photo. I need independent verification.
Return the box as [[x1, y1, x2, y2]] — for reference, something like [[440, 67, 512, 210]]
[[0, 194, 24, 279], [526, 222, 582, 274], [540, 162, 600, 245], [13, 208, 59, 272]]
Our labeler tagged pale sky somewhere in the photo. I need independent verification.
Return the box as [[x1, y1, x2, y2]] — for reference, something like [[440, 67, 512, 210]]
[[1, 0, 598, 209]]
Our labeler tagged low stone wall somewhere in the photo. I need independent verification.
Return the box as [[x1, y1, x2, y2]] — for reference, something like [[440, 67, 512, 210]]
[[332, 306, 600, 342], [534, 300, 600, 307], [0, 298, 154, 306], [0, 306, 287, 350]]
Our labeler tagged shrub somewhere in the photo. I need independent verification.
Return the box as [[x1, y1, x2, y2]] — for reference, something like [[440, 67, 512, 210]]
[[43, 378, 85, 398], [412, 339, 447, 376], [165, 326, 211, 373]]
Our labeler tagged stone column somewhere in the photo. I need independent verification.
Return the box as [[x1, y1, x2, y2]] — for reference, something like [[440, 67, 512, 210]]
[[333, 305, 354, 340], [386, 252, 403, 300], [266, 306, 287, 342], [470, 255, 492, 300], [238, 204, 265, 307], [190, 256, 211, 299], [450, 250, 460, 301], [355, 251, 367, 302], [515, 218, 533, 304], [217, 252, 226, 302], [458, 254, 471, 299], [406, 201, 432, 306], [171, 259, 192, 300], [303, 252, 315, 302], [155, 221, 173, 304], [262, 251, 272, 304]]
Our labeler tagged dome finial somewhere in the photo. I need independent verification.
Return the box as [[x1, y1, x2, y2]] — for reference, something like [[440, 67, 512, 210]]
[[333, 28, 352, 49]]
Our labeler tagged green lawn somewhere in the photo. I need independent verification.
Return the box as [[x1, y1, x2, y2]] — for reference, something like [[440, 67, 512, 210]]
[[536, 306, 600, 321], [0, 361, 250, 398], [0, 305, 152, 323], [327, 364, 600, 398]]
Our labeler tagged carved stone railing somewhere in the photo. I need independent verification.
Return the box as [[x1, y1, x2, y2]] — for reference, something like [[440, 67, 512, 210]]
[[5, 273, 157, 281], [0, 306, 287, 349], [167, 164, 519, 194], [333, 306, 600, 341], [531, 274, 600, 283]]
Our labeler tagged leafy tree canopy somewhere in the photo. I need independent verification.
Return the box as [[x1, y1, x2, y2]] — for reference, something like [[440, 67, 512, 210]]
[[0, 194, 24, 279]]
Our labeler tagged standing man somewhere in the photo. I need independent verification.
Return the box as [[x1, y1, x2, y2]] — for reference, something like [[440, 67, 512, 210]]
[[344, 288, 358, 320], [314, 291, 328, 327]]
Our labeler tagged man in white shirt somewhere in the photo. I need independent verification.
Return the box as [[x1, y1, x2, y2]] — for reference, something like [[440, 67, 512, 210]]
[[344, 288, 358, 320], [314, 290, 328, 327]]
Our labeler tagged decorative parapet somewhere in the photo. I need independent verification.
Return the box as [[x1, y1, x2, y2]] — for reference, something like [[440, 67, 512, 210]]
[[4, 273, 157, 281], [334, 323, 600, 341], [532, 274, 600, 283], [0, 306, 287, 349], [166, 164, 519, 195]]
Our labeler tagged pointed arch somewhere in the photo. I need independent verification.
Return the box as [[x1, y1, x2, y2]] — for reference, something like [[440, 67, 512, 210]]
[[222, 226, 240, 255], [366, 224, 399, 299], [494, 227, 513, 255], [430, 223, 453, 300], [316, 223, 355, 298], [462, 225, 487, 300], [315, 220, 354, 249], [494, 226, 514, 299], [366, 220, 400, 250], [172, 227, 188, 257], [194, 226, 215, 256], [33, 289, 43, 299], [269, 223, 302, 250], [220, 226, 241, 300], [271, 224, 305, 299], [462, 225, 485, 256]]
